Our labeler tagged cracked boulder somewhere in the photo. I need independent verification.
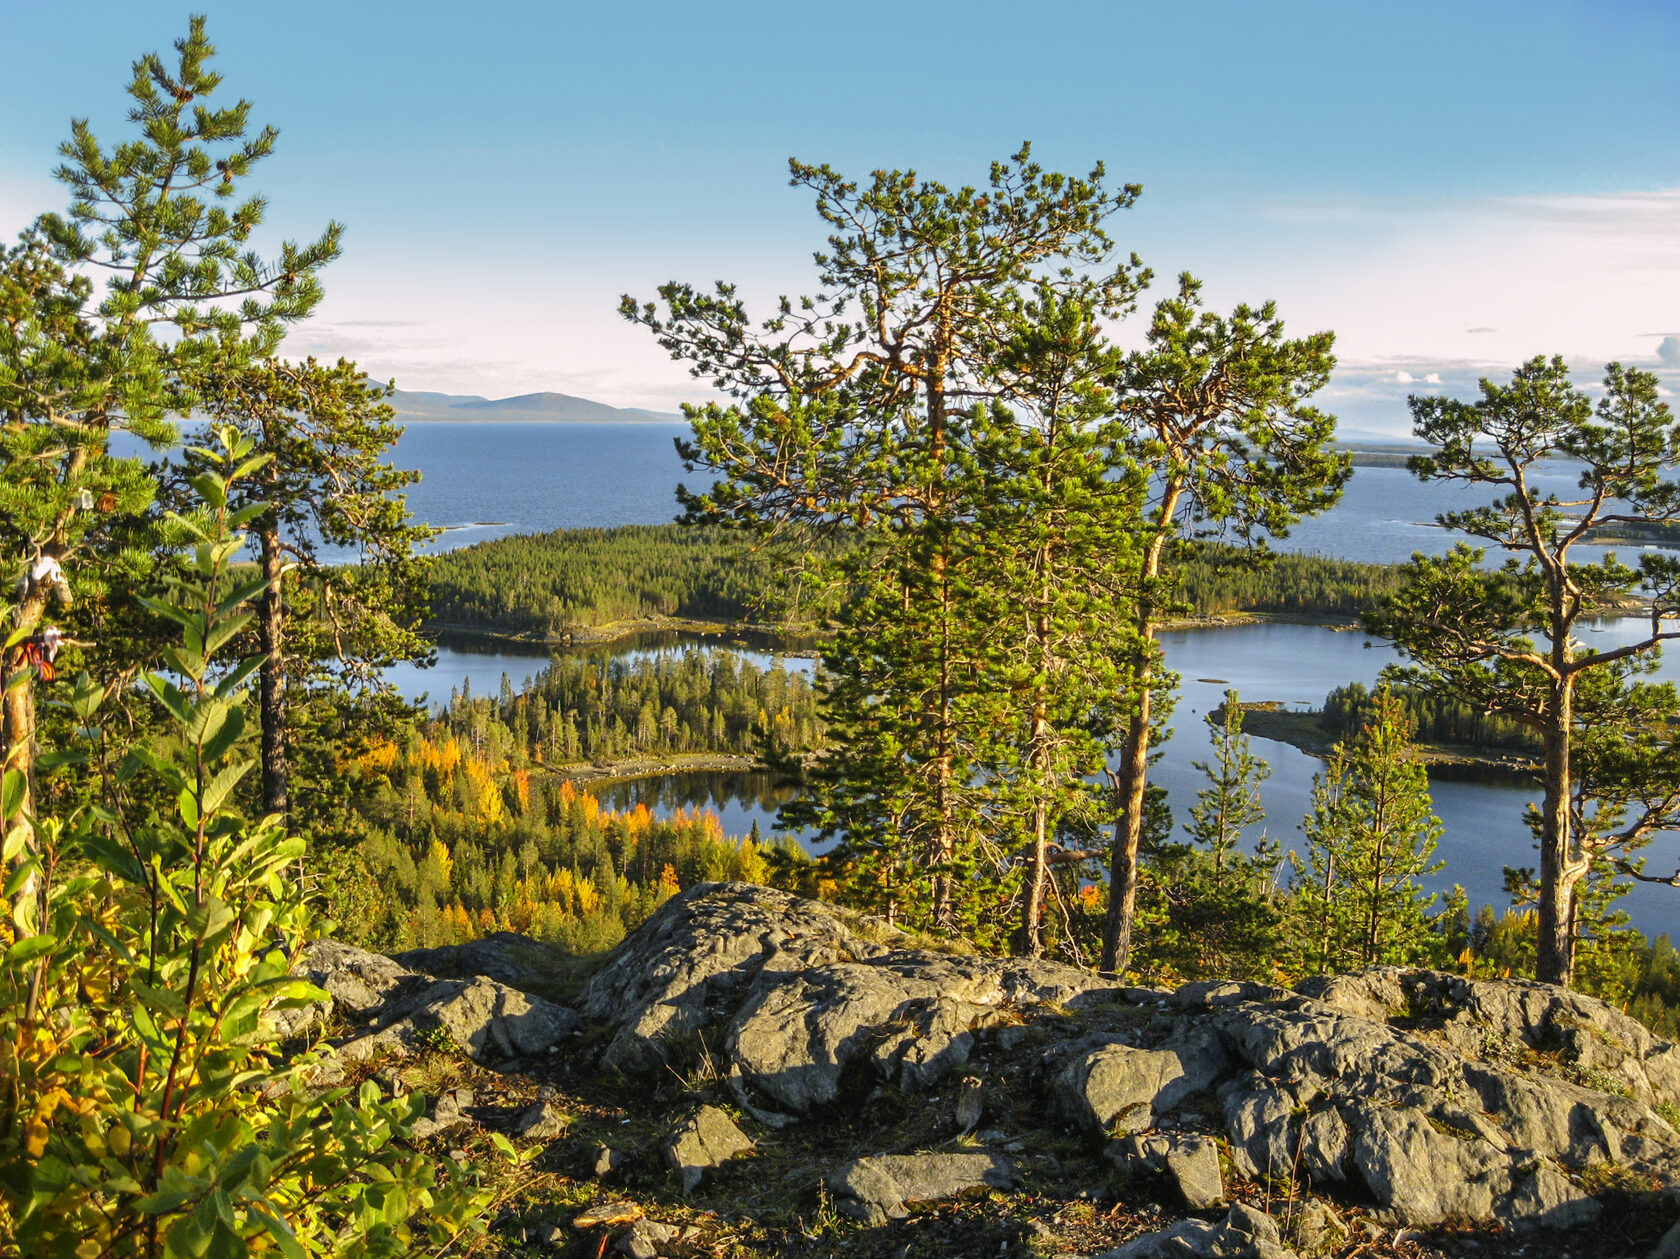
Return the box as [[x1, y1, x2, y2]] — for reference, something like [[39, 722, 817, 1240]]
[[340, 974, 582, 1064], [581, 882, 1113, 1107], [1053, 1025, 1228, 1135], [1302, 967, 1680, 1109], [827, 1152, 1017, 1225], [1204, 986, 1664, 1228], [728, 949, 1106, 1113], [579, 883, 892, 1075]]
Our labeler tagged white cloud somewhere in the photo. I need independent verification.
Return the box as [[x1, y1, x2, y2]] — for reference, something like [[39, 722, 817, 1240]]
[[1424, 372, 1442, 384], [1395, 370, 1415, 383], [1175, 186, 1680, 388]]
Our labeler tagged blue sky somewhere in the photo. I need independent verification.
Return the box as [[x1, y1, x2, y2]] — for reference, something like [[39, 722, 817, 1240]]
[[4, 1, 1679, 436]]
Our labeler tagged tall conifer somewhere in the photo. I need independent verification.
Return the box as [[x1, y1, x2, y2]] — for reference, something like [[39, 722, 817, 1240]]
[[624, 146, 1148, 936], [1100, 275, 1346, 974], [0, 18, 340, 913]]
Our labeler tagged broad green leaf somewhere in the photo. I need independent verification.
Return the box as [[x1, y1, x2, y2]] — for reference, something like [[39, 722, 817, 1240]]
[[5, 934, 59, 965]]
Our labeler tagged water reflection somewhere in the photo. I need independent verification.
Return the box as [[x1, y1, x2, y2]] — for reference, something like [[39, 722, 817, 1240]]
[[386, 627, 817, 709], [390, 617, 1680, 937], [591, 770, 816, 850]]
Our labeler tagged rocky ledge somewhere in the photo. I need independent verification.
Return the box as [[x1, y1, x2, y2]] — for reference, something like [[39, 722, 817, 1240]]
[[291, 883, 1680, 1258]]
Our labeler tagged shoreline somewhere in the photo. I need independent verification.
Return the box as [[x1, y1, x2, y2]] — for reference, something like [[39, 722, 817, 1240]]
[[424, 609, 1365, 651], [424, 614, 823, 650], [1237, 705, 1539, 779], [540, 751, 763, 789]]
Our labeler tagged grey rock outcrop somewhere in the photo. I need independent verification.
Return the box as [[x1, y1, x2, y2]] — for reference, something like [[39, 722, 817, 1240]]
[[580, 882, 1109, 1104], [827, 1152, 1017, 1225], [1302, 967, 1680, 1109], [1099, 1202, 1298, 1259], [275, 938, 581, 1066], [661, 1105, 754, 1192], [296, 940, 427, 1018], [1202, 991, 1651, 1227], [270, 939, 437, 1040], [395, 931, 567, 996], [295, 888, 1680, 1241], [341, 974, 582, 1064], [728, 948, 1105, 1112], [579, 883, 890, 1076]]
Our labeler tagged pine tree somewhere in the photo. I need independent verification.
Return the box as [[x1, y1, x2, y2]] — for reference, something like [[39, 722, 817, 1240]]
[[965, 289, 1146, 957], [1101, 274, 1347, 975], [625, 146, 1149, 937], [1185, 690, 1270, 873], [1368, 357, 1680, 985], [0, 18, 340, 912], [1291, 686, 1444, 973], [1131, 690, 1279, 982], [181, 357, 436, 828]]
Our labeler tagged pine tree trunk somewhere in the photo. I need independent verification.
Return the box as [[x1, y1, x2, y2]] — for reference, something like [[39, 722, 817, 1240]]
[[4, 586, 47, 931], [930, 547, 956, 930], [1101, 669, 1153, 974], [924, 342, 958, 933], [1536, 678, 1576, 986], [1021, 695, 1052, 958], [257, 524, 289, 827], [1101, 484, 1181, 976]]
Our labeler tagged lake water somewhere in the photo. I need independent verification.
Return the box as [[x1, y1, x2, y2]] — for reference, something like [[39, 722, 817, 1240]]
[[222, 419, 1680, 937], [129, 419, 1649, 570], [386, 627, 814, 708], [404, 618, 1680, 937], [388, 422, 1646, 570], [367, 422, 1680, 935]]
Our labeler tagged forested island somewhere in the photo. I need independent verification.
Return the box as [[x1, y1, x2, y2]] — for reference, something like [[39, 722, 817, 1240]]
[[7, 21, 1680, 1258], [1237, 682, 1542, 771], [428, 527, 1409, 642]]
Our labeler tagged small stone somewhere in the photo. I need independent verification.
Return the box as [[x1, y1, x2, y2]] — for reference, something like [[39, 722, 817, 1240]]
[[410, 1088, 474, 1140], [573, 1200, 644, 1229], [994, 1025, 1031, 1051], [1107, 1132, 1225, 1210], [828, 1152, 1017, 1225], [661, 1105, 754, 1193], [955, 1076, 984, 1132], [593, 1144, 629, 1178], [515, 1098, 570, 1141], [1287, 1200, 1343, 1255], [613, 1219, 678, 1257]]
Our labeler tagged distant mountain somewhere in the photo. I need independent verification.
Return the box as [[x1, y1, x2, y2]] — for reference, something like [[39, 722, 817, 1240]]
[[390, 389, 681, 423]]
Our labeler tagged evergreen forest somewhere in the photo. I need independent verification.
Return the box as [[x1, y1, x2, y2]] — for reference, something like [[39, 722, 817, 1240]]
[[427, 526, 1411, 640]]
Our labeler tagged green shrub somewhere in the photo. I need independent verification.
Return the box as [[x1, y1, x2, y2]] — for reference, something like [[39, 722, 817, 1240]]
[[0, 431, 500, 1256]]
